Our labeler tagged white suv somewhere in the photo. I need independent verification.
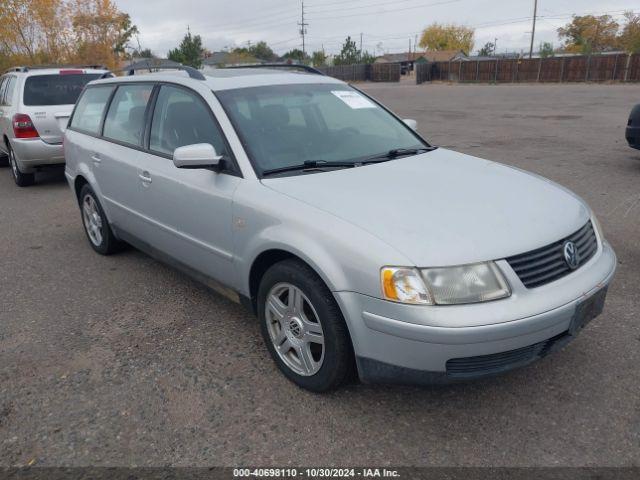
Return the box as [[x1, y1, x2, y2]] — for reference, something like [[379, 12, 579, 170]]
[[0, 66, 109, 186]]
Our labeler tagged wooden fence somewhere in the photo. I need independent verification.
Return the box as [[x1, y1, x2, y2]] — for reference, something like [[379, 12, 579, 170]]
[[318, 63, 401, 82], [371, 63, 401, 82], [318, 64, 368, 81], [416, 53, 640, 84]]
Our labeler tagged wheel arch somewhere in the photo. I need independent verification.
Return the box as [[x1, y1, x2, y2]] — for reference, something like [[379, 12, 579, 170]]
[[74, 175, 89, 203], [248, 248, 327, 314]]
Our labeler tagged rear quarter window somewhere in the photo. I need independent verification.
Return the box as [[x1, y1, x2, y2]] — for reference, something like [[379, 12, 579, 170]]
[[3, 76, 17, 106], [69, 86, 114, 135], [23, 74, 102, 106]]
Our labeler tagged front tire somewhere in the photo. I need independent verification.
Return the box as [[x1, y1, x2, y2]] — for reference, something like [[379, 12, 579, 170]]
[[257, 259, 354, 392], [8, 145, 35, 187], [79, 184, 124, 255]]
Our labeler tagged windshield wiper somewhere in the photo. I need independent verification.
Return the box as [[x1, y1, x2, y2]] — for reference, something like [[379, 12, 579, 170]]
[[261, 147, 437, 177], [362, 146, 437, 163], [262, 160, 357, 177]]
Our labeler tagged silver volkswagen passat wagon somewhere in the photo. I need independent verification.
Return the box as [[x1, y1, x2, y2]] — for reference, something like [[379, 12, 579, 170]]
[[64, 65, 616, 392]]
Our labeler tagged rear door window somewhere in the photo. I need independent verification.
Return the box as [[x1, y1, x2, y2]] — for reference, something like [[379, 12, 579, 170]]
[[103, 84, 154, 147], [23, 73, 102, 106], [149, 85, 226, 156], [69, 86, 114, 135]]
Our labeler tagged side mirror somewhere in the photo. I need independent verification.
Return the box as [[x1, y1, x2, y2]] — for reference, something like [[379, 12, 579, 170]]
[[403, 119, 418, 130], [173, 143, 223, 170]]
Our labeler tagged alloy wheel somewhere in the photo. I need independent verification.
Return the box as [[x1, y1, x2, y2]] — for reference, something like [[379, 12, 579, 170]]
[[82, 194, 103, 247], [265, 282, 325, 376]]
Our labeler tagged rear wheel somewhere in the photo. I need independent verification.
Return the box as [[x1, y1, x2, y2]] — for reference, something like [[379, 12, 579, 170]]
[[79, 184, 124, 255], [258, 259, 354, 392], [8, 145, 35, 187]]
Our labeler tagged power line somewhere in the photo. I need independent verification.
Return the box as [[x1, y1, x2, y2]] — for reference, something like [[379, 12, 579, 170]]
[[311, 0, 462, 22], [270, 36, 301, 47], [306, 0, 445, 14], [200, 11, 296, 32]]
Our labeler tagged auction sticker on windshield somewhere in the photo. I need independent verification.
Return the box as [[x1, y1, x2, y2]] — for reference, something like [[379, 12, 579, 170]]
[[332, 90, 376, 109]]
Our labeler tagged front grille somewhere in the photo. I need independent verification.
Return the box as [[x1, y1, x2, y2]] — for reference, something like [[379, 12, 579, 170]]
[[446, 332, 569, 378], [506, 221, 597, 288]]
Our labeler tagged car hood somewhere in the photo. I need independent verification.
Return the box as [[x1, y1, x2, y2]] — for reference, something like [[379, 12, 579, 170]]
[[262, 149, 591, 267]]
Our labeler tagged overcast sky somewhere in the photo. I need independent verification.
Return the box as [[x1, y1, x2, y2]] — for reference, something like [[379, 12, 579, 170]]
[[113, 0, 639, 57]]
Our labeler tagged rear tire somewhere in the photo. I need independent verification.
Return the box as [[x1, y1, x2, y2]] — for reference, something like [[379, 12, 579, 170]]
[[257, 259, 354, 392], [8, 145, 35, 187], [79, 184, 124, 255]]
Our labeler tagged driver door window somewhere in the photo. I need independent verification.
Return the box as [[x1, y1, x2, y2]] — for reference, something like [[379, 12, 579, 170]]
[[149, 85, 226, 157]]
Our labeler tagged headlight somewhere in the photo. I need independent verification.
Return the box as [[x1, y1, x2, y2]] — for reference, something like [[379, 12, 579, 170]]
[[381, 267, 433, 305], [421, 262, 510, 305], [381, 262, 510, 306]]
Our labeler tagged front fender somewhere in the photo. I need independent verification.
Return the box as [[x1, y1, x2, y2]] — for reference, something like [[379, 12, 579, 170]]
[[232, 182, 413, 299], [239, 226, 352, 296]]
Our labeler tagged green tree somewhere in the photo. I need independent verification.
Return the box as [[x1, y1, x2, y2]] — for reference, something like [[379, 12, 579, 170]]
[[133, 48, 154, 58], [419, 23, 474, 55], [557, 15, 619, 54], [539, 42, 554, 58], [282, 48, 308, 63], [168, 31, 204, 68], [360, 50, 376, 64], [477, 41, 495, 56], [333, 36, 359, 65], [311, 50, 327, 66], [249, 41, 275, 61], [618, 11, 640, 53]]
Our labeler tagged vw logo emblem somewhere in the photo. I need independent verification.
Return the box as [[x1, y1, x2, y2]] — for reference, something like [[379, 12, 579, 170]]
[[563, 241, 580, 269], [288, 319, 303, 338]]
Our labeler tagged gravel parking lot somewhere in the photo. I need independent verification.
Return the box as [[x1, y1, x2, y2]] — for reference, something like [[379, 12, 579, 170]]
[[1, 83, 639, 468]]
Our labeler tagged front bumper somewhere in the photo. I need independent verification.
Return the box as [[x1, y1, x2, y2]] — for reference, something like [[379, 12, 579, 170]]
[[10, 138, 65, 172], [626, 125, 640, 150], [335, 242, 617, 385]]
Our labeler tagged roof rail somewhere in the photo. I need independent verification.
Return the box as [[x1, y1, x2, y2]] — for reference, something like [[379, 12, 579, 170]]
[[5, 64, 108, 74], [224, 64, 326, 76], [116, 64, 206, 81]]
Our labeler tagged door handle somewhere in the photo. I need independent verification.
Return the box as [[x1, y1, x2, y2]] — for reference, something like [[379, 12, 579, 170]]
[[91, 154, 101, 164], [138, 171, 152, 184]]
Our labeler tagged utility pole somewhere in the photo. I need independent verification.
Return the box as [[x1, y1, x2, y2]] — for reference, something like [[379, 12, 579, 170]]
[[494, 37, 497, 56], [528, 0, 538, 59], [360, 32, 363, 61], [298, 1, 308, 59]]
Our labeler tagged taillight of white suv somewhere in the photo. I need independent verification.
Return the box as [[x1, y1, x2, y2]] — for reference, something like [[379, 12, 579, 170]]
[[13, 114, 39, 139]]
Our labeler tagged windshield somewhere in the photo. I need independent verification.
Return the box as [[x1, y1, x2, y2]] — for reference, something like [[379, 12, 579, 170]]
[[216, 83, 428, 176], [23, 73, 102, 106]]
